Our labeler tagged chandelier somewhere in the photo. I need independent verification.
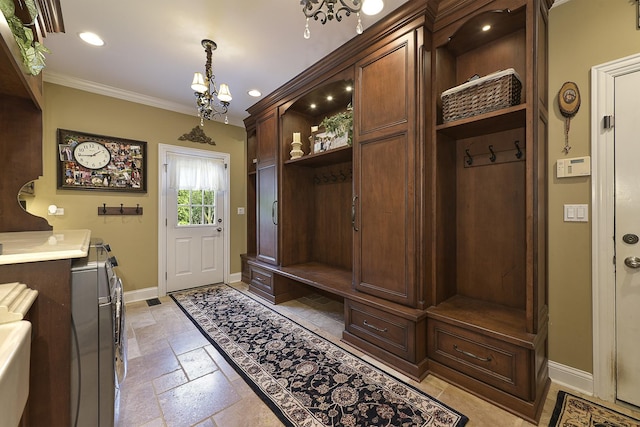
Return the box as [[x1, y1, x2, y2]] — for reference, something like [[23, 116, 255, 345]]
[[301, 0, 384, 39], [191, 39, 232, 125]]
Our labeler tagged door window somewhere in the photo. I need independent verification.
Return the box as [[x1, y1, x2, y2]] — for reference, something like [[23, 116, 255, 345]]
[[177, 189, 216, 225]]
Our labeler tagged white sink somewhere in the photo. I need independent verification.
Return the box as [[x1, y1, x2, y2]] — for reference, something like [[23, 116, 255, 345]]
[[0, 321, 31, 427]]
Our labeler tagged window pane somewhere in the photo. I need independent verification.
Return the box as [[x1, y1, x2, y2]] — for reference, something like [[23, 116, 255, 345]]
[[192, 190, 203, 204], [203, 190, 214, 205], [192, 206, 203, 224], [203, 206, 215, 224], [177, 190, 190, 204], [177, 206, 190, 225]]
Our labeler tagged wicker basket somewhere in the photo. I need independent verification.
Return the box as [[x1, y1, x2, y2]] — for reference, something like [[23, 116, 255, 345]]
[[441, 68, 522, 123]]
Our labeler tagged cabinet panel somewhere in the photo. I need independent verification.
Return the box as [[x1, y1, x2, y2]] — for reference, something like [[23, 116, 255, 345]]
[[354, 132, 416, 306], [353, 27, 419, 308], [255, 107, 279, 265], [257, 165, 278, 265], [428, 319, 532, 400], [356, 32, 415, 137], [250, 265, 274, 294], [256, 109, 278, 165], [345, 299, 415, 362]]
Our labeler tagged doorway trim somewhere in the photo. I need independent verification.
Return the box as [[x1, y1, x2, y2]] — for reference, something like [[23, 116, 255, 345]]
[[591, 52, 640, 402], [158, 143, 231, 297]]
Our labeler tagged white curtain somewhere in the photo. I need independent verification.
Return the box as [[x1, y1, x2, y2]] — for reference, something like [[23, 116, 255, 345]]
[[167, 153, 227, 191]]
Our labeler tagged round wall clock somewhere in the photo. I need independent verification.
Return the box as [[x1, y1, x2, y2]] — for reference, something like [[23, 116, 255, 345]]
[[73, 141, 111, 169], [558, 81, 581, 154], [558, 81, 581, 118]]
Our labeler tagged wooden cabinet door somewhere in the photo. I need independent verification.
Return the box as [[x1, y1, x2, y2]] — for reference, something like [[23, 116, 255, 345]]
[[255, 109, 279, 265], [353, 30, 419, 307]]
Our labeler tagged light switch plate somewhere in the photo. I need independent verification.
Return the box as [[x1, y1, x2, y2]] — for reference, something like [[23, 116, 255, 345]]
[[237, 207, 245, 215], [564, 204, 588, 222]]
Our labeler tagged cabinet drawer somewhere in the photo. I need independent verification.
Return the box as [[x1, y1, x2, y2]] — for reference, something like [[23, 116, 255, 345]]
[[249, 266, 273, 294], [345, 300, 415, 362], [427, 319, 532, 400]]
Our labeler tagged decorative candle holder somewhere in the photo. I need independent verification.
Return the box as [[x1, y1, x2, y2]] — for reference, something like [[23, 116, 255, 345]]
[[290, 132, 303, 159]]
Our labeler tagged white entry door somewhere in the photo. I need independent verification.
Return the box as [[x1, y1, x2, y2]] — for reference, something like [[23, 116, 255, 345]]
[[614, 70, 640, 408], [164, 150, 226, 293]]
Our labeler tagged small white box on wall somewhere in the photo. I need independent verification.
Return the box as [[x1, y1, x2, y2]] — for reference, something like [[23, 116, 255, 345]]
[[557, 156, 591, 178]]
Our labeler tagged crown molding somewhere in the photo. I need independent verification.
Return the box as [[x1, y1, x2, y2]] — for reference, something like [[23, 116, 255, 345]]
[[41, 71, 245, 128], [43, 71, 194, 114]]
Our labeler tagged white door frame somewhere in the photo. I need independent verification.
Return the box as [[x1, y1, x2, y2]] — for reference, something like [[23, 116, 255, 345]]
[[591, 52, 640, 402], [158, 143, 231, 297]]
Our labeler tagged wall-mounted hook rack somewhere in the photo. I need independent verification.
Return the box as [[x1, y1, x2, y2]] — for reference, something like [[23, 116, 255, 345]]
[[463, 140, 526, 168], [98, 203, 144, 216], [313, 166, 352, 185]]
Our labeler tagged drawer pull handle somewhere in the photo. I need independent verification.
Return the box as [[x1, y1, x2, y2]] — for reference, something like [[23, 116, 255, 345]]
[[363, 320, 387, 333], [453, 344, 492, 362], [255, 277, 264, 282]]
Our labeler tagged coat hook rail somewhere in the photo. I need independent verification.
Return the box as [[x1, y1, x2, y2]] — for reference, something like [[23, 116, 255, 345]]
[[463, 141, 526, 168], [313, 167, 352, 185], [98, 203, 144, 216]]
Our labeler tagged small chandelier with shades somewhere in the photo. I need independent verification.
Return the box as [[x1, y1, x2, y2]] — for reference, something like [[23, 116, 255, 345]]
[[191, 39, 232, 125], [301, 0, 384, 39]]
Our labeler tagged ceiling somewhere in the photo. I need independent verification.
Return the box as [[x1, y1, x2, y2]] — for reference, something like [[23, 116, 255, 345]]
[[41, 0, 411, 127]]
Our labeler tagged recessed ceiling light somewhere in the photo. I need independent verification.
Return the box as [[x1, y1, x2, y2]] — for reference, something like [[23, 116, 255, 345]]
[[79, 32, 105, 46], [248, 89, 262, 97], [327, 95, 333, 101], [346, 86, 353, 92], [482, 25, 491, 32], [310, 103, 317, 109]]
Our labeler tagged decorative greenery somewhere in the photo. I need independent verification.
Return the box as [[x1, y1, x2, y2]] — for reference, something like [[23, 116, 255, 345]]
[[320, 103, 353, 146], [0, 0, 50, 75]]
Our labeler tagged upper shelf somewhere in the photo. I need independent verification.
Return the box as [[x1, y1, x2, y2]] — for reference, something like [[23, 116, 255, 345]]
[[284, 145, 352, 168], [436, 104, 526, 139]]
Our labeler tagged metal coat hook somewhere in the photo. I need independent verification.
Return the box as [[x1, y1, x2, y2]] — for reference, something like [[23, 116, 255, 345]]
[[514, 140, 523, 159], [465, 149, 473, 166], [120, 204, 124, 214], [136, 204, 140, 214], [102, 203, 107, 214], [488, 145, 496, 163]]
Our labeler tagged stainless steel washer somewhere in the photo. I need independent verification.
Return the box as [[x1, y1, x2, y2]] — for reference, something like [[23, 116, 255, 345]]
[[71, 241, 126, 427]]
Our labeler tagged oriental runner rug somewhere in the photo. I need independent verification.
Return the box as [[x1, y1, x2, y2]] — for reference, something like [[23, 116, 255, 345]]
[[548, 391, 640, 427], [171, 284, 468, 427]]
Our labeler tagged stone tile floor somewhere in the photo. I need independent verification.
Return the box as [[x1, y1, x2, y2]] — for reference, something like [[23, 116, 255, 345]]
[[115, 282, 640, 427]]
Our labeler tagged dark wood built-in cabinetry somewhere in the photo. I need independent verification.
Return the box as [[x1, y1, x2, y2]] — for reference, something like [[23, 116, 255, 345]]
[[0, 2, 68, 426], [242, 0, 551, 422]]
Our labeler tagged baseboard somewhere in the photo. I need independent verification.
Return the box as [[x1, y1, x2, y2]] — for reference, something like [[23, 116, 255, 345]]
[[124, 286, 158, 304], [548, 360, 594, 396], [125, 273, 242, 304]]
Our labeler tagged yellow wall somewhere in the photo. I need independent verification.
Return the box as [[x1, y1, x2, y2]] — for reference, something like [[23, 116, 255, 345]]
[[26, 83, 247, 294], [548, 0, 640, 372]]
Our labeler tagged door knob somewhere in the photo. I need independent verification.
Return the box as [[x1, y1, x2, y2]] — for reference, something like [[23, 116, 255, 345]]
[[624, 256, 640, 268], [217, 227, 222, 232]]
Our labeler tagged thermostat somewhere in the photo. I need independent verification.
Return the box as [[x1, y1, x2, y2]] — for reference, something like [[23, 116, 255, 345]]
[[557, 156, 590, 178]]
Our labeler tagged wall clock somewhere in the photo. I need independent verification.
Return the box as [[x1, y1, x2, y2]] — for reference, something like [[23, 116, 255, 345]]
[[73, 141, 112, 170], [558, 81, 581, 154]]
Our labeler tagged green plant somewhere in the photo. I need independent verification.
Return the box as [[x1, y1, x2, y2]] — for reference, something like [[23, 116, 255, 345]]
[[320, 104, 353, 145], [0, 0, 50, 75]]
